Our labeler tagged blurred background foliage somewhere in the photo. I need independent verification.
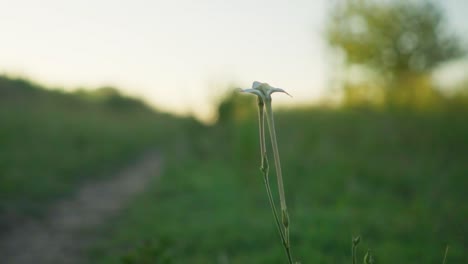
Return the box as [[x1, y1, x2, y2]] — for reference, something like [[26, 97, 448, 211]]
[[326, 0, 466, 108], [1, 0, 467, 263]]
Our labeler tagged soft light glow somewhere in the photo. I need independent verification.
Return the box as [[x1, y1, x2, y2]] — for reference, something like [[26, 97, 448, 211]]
[[0, 0, 466, 121]]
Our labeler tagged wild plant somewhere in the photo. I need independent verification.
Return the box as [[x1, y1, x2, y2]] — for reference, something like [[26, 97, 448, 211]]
[[239, 81, 296, 263]]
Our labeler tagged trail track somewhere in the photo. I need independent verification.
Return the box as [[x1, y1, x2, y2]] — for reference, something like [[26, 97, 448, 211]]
[[0, 151, 162, 264]]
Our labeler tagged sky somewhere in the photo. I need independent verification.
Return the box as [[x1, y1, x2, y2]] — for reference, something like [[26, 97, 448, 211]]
[[0, 0, 467, 121]]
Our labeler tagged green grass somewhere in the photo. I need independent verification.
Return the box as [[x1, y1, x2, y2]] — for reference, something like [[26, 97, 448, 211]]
[[2, 77, 466, 262], [0, 76, 184, 226], [89, 106, 468, 263]]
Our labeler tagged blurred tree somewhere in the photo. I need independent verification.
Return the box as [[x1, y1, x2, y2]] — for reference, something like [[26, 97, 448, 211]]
[[74, 86, 147, 111], [216, 90, 256, 124], [215, 90, 258, 167], [325, 0, 465, 107]]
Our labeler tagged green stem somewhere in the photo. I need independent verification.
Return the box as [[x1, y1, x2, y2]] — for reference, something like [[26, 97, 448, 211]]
[[264, 101, 287, 212], [352, 244, 357, 264], [264, 101, 290, 246], [262, 171, 294, 264], [257, 99, 266, 165], [258, 100, 293, 264], [442, 245, 449, 264]]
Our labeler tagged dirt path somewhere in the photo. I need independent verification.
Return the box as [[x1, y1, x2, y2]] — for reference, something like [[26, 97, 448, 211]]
[[0, 151, 162, 264]]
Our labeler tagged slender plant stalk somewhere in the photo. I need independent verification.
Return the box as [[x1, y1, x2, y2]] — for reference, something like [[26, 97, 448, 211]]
[[241, 82, 295, 263], [264, 100, 291, 248], [352, 244, 357, 264], [262, 169, 294, 264], [442, 245, 449, 264], [352, 236, 360, 264], [257, 100, 294, 264], [264, 102, 287, 212], [258, 99, 267, 169]]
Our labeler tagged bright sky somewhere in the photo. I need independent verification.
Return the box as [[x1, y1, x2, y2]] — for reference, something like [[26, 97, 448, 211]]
[[0, 0, 467, 121]]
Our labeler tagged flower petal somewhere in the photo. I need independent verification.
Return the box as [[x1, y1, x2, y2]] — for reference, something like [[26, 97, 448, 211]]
[[252, 81, 263, 89], [269, 87, 292, 98], [239, 88, 265, 100]]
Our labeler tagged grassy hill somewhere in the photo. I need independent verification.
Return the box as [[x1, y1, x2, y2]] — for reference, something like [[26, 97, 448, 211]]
[[0, 76, 185, 232], [1, 77, 467, 262]]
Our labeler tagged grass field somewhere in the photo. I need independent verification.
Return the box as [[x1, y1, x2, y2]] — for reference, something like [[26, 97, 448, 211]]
[[1, 77, 467, 263], [89, 102, 468, 263], [0, 76, 185, 230]]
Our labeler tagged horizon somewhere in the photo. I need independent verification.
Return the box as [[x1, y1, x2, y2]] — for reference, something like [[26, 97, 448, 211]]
[[1, 0, 467, 122]]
